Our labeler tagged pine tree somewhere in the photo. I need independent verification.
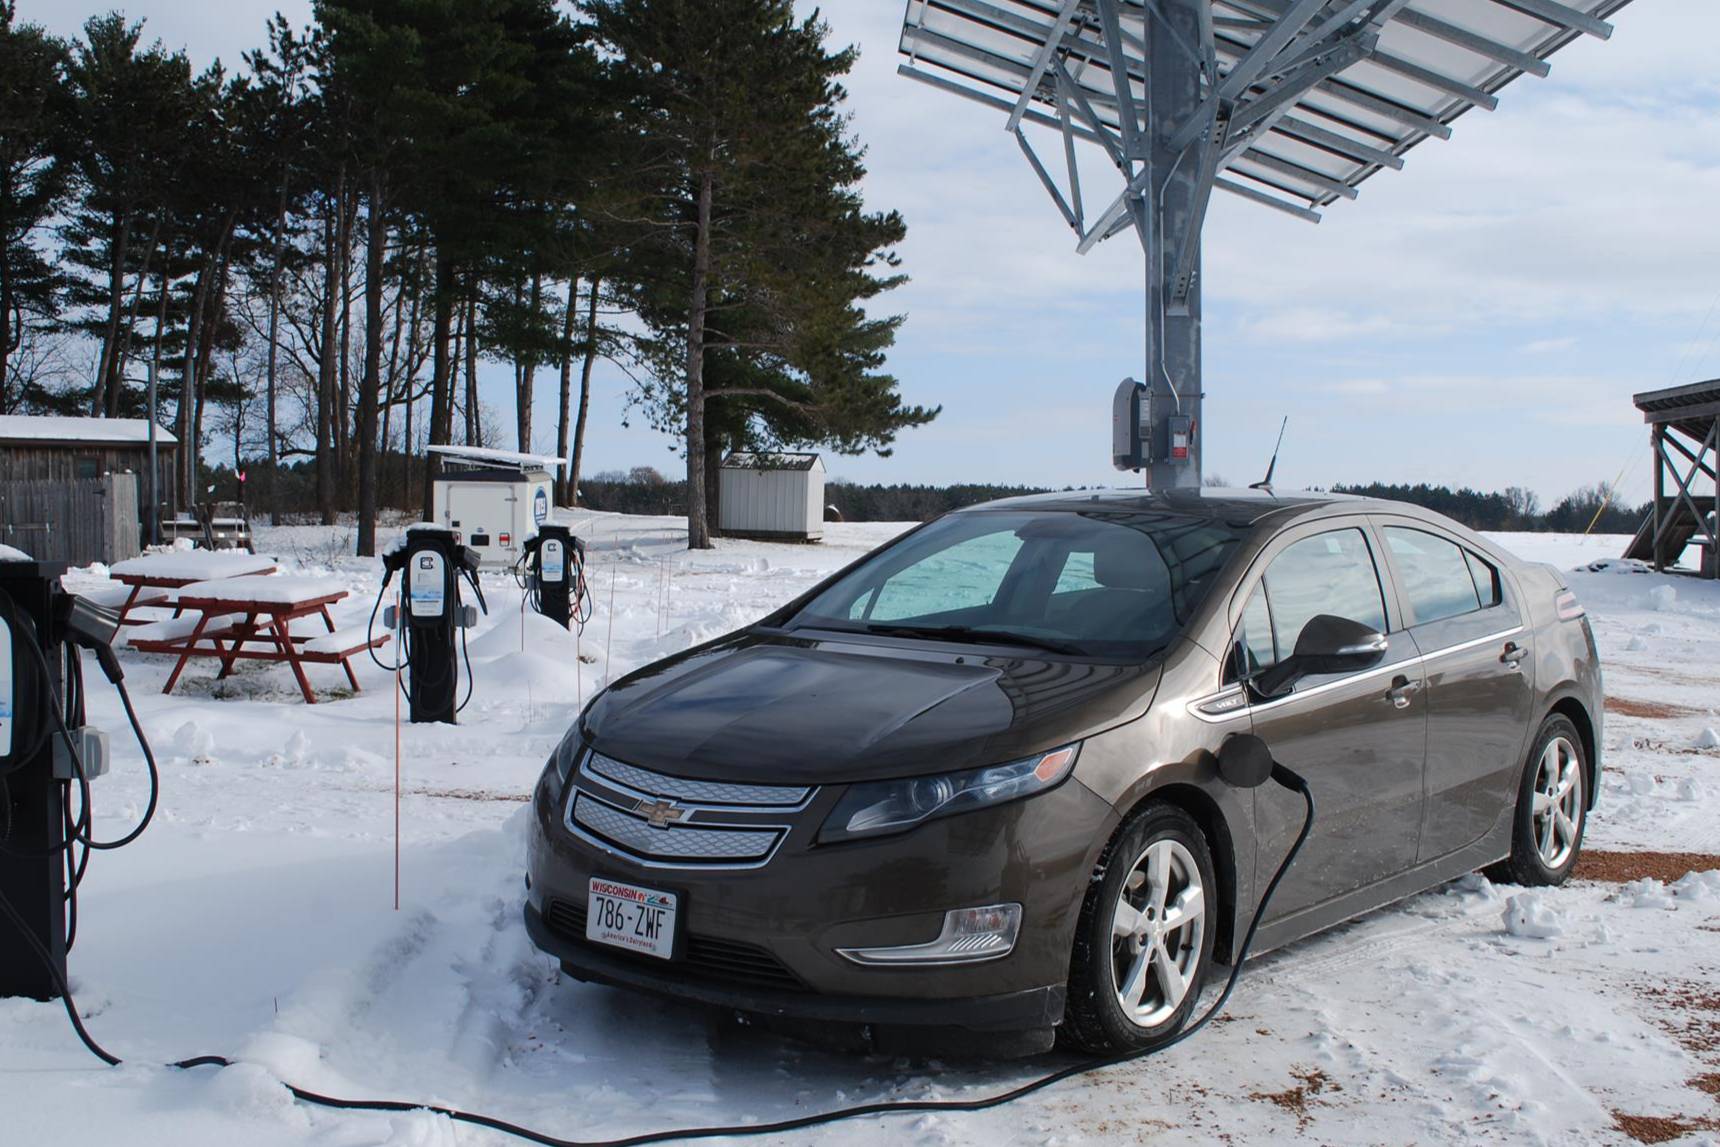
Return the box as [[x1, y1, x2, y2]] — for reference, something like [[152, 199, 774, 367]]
[[587, 0, 933, 548], [0, 2, 70, 413], [60, 14, 199, 417]]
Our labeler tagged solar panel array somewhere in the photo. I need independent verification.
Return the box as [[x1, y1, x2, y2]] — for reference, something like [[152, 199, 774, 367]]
[[899, 0, 1631, 222]]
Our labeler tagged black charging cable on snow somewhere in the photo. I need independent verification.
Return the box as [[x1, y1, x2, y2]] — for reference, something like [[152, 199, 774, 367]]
[[3, 699, 1315, 1147]]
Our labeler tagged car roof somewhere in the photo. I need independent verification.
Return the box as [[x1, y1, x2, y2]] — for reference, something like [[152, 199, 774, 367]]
[[959, 486, 1369, 525]]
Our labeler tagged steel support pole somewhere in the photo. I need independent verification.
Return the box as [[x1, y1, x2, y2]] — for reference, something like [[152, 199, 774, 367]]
[[1142, 1, 1205, 491]]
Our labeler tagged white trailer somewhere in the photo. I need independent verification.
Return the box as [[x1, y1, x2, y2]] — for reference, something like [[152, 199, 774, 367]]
[[428, 445, 563, 569]]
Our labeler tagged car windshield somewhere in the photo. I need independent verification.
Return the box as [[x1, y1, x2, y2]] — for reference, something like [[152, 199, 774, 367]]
[[783, 509, 1249, 660]]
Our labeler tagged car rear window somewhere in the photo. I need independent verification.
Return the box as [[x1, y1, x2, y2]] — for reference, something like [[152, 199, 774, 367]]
[[786, 509, 1249, 660], [1385, 526, 1489, 624]]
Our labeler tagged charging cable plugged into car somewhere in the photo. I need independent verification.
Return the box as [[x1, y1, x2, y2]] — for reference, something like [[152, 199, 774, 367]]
[[2, 549, 1313, 1146]]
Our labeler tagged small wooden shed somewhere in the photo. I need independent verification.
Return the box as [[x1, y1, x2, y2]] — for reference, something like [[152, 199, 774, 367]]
[[0, 416, 177, 564], [718, 452, 825, 542]]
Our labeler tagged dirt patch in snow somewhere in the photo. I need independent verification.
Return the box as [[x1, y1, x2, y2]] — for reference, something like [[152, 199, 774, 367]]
[[1248, 1067, 1339, 1128], [1613, 1111, 1720, 1144], [1688, 1073, 1720, 1096], [1638, 981, 1720, 1056], [1577, 851, 1720, 883], [1608, 696, 1702, 719], [1635, 666, 1720, 689]]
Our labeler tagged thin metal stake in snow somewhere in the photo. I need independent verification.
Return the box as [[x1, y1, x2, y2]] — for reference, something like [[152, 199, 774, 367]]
[[393, 588, 402, 912], [604, 566, 617, 688]]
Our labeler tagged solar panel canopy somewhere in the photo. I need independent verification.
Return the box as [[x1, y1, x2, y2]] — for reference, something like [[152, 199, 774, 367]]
[[899, 0, 1631, 223]]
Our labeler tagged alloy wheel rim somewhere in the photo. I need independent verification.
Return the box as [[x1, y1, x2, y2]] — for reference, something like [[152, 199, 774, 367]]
[[1109, 837, 1206, 1028], [1532, 735, 1583, 869]]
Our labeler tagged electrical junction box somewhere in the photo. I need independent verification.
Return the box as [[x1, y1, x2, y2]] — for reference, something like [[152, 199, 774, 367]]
[[1169, 415, 1193, 463]]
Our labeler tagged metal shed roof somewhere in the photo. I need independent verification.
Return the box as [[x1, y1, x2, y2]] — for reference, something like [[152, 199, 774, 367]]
[[722, 452, 826, 472], [0, 415, 178, 447], [899, 0, 1631, 223], [427, 444, 566, 472]]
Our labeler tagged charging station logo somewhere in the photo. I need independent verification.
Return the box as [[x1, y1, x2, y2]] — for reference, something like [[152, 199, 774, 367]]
[[533, 488, 549, 526]]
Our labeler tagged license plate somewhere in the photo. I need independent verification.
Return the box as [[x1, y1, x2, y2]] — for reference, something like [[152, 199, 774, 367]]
[[587, 878, 677, 960]]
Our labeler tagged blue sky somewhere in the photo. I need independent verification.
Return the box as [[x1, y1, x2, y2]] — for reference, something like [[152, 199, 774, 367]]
[[22, 0, 1720, 505]]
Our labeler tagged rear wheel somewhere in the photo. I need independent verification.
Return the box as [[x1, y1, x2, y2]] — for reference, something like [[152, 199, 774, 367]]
[[1061, 804, 1216, 1055], [1487, 714, 1587, 886]]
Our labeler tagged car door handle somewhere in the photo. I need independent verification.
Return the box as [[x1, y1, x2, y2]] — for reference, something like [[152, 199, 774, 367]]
[[1501, 642, 1528, 669], [1387, 675, 1422, 709]]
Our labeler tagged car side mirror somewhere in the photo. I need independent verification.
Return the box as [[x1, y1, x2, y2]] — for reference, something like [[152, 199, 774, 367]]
[[1250, 614, 1388, 700]]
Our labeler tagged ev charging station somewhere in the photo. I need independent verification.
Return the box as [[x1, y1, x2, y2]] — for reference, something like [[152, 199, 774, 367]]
[[379, 526, 487, 725], [0, 558, 114, 1002], [519, 524, 587, 632]]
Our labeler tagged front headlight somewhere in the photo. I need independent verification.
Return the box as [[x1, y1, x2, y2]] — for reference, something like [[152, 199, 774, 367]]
[[548, 730, 582, 787], [817, 745, 1079, 843]]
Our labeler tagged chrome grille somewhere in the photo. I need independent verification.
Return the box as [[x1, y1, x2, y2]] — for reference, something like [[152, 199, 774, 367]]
[[585, 751, 811, 807], [572, 795, 780, 862]]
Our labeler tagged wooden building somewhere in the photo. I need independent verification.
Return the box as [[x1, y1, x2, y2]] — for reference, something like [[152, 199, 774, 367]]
[[1625, 380, 1720, 578], [0, 415, 177, 564]]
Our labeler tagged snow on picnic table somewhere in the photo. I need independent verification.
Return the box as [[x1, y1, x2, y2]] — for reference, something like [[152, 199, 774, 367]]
[[175, 574, 349, 606], [110, 549, 279, 582], [6, 515, 1720, 1147]]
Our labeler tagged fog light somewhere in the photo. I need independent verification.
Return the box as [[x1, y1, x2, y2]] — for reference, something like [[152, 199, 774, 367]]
[[836, 903, 1022, 966]]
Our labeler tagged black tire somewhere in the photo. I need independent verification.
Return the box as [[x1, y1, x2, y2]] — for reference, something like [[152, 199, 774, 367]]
[[1486, 714, 1588, 887], [1061, 803, 1217, 1056]]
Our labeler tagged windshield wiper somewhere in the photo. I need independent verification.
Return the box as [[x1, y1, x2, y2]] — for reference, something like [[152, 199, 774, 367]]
[[854, 623, 1087, 656]]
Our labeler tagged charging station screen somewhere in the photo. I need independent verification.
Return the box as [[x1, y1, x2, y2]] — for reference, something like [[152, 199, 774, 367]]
[[542, 540, 565, 583], [409, 551, 447, 618]]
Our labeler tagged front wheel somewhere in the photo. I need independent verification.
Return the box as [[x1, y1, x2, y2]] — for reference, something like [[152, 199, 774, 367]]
[[1488, 714, 1588, 886], [1061, 804, 1216, 1055]]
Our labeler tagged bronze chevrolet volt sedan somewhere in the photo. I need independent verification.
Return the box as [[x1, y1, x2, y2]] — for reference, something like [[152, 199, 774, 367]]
[[524, 489, 1601, 1057]]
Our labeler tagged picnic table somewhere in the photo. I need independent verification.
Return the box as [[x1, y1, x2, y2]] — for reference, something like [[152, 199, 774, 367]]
[[106, 550, 278, 625], [129, 575, 389, 704]]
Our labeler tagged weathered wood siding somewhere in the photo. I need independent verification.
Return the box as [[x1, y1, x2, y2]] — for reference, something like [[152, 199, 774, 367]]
[[0, 441, 176, 524], [0, 474, 142, 565]]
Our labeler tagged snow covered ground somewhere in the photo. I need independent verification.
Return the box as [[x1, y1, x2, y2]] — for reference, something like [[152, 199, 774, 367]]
[[6, 515, 1720, 1146]]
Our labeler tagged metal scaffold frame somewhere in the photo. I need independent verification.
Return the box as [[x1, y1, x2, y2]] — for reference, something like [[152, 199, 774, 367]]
[[899, 0, 1630, 488]]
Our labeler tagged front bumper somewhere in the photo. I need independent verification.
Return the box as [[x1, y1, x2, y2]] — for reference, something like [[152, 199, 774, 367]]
[[524, 756, 1116, 1042], [525, 900, 1065, 1035]]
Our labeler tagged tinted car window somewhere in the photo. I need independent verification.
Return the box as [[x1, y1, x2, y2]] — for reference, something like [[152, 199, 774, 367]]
[[864, 532, 1024, 621], [1465, 549, 1502, 608], [1385, 527, 1482, 624], [788, 510, 1249, 660], [1260, 528, 1387, 658], [1236, 583, 1276, 674]]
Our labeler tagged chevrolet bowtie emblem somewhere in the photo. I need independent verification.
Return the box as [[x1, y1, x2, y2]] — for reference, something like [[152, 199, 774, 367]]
[[636, 798, 690, 828]]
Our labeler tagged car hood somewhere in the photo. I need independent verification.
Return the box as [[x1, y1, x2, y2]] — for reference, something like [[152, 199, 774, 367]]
[[580, 630, 1163, 785]]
